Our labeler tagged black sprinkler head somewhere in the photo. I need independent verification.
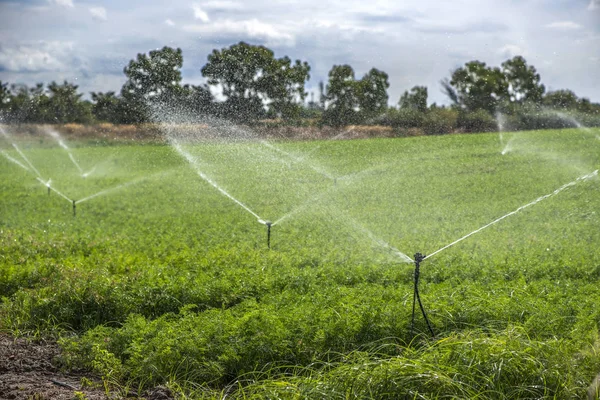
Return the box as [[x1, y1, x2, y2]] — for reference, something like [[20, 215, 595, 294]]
[[414, 252, 426, 264]]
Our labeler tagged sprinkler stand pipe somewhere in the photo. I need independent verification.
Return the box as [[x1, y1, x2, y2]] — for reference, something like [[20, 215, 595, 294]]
[[266, 221, 272, 249], [72, 200, 76, 217], [411, 252, 434, 337]]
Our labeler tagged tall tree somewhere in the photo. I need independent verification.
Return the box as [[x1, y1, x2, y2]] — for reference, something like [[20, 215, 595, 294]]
[[543, 89, 579, 110], [501, 56, 545, 104], [322, 64, 358, 126], [356, 68, 389, 122], [91, 91, 121, 123], [202, 42, 310, 121], [46, 81, 93, 123], [121, 46, 184, 122], [399, 86, 428, 112], [0, 81, 10, 113], [446, 61, 509, 113]]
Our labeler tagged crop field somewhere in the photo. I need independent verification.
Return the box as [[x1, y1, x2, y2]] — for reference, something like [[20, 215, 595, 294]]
[[1, 127, 600, 399]]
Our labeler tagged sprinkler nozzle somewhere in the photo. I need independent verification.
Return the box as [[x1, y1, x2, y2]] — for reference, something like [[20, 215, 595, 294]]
[[414, 253, 426, 264], [72, 200, 76, 217]]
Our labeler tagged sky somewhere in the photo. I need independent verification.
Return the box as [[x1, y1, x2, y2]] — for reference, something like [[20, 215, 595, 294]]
[[0, 0, 599, 106]]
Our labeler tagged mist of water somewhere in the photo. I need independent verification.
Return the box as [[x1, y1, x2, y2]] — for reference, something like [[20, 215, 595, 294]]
[[169, 138, 265, 222], [424, 169, 599, 260], [1, 149, 31, 172], [1, 126, 43, 177], [36, 177, 72, 203], [260, 140, 335, 180], [44, 127, 88, 175], [345, 215, 413, 263], [77, 170, 173, 204]]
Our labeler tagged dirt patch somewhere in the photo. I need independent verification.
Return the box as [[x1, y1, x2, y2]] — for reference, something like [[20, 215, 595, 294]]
[[0, 334, 109, 399], [0, 335, 176, 399]]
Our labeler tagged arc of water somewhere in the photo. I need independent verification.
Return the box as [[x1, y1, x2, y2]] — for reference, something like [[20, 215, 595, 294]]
[[36, 177, 72, 203], [302, 127, 355, 158], [344, 214, 413, 263], [1, 149, 30, 172], [1, 127, 42, 177], [12, 144, 42, 177], [77, 169, 174, 204], [170, 139, 265, 222], [424, 169, 599, 261], [44, 128, 85, 175], [260, 140, 335, 180]]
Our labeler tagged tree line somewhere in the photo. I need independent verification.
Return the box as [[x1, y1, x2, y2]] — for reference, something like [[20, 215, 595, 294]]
[[0, 42, 598, 133]]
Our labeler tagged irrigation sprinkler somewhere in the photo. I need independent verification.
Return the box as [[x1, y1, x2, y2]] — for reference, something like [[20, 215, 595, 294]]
[[410, 252, 435, 337], [258, 219, 273, 248], [266, 221, 272, 249], [48, 186, 51, 196], [72, 200, 76, 217], [405, 169, 598, 338]]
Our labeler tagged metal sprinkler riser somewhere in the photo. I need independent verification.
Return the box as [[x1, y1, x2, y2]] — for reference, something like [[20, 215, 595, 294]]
[[265, 221, 272, 249], [72, 200, 76, 217]]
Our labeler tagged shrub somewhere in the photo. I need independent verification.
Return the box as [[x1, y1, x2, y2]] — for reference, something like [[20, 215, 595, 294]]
[[423, 108, 458, 135], [457, 109, 498, 132]]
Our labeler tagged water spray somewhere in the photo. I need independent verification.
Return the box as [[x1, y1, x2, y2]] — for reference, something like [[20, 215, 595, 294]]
[[410, 252, 435, 337], [405, 170, 598, 337]]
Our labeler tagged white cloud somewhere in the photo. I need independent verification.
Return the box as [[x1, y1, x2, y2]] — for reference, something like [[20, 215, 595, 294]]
[[165, 19, 175, 26], [183, 18, 294, 46], [0, 41, 73, 72], [48, 0, 74, 7], [89, 7, 107, 21], [192, 4, 210, 22], [589, 0, 599, 10], [545, 21, 582, 30], [497, 44, 525, 58], [203, 1, 244, 11]]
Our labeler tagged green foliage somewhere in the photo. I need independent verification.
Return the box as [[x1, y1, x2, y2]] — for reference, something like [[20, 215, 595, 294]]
[[355, 68, 390, 122], [457, 109, 498, 132], [1, 105, 600, 397], [450, 61, 509, 114], [120, 46, 184, 123], [501, 56, 545, 104], [399, 85, 428, 113], [201, 42, 310, 122], [321, 66, 389, 126], [423, 107, 458, 135]]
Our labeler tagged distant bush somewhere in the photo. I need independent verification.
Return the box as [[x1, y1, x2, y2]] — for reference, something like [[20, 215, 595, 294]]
[[423, 108, 458, 135], [387, 108, 425, 129], [457, 109, 497, 133]]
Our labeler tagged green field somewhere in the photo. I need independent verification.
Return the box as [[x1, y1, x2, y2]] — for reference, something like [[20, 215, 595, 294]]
[[1, 127, 600, 398]]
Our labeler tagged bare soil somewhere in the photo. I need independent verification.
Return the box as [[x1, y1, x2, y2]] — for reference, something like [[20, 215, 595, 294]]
[[0, 335, 174, 400]]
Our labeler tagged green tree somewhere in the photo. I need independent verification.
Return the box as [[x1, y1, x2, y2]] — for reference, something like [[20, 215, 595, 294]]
[[445, 61, 508, 113], [0, 81, 10, 114], [356, 68, 389, 122], [543, 90, 579, 110], [399, 86, 428, 113], [91, 91, 121, 123], [121, 46, 184, 122], [46, 81, 93, 123], [322, 65, 358, 126], [201, 42, 310, 122], [501, 56, 545, 104], [7, 83, 48, 122]]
